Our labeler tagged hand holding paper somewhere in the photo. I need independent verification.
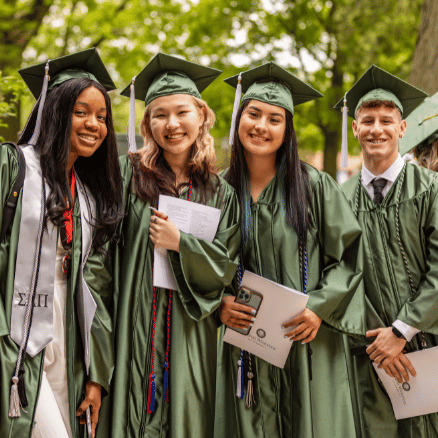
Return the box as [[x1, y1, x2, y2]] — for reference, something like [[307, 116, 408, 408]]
[[373, 347, 438, 420], [153, 195, 221, 290], [76, 381, 101, 438], [149, 208, 181, 252], [366, 327, 407, 367], [377, 352, 417, 383]]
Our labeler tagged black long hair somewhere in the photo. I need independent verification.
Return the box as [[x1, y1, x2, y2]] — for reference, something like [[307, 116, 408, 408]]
[[18, 78, 123, 252], [226, 99, 312, 249]]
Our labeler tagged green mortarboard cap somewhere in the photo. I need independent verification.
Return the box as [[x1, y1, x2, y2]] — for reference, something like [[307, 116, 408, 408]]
[[19, 48, 116, 99], [225, 62, 323, 115], [334, 65, 427, 119], [120, 53, 222, 106], [399, 91, 438, 156]]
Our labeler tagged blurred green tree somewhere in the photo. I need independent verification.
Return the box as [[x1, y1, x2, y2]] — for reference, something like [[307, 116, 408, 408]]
[[1, 0, 424, 175]]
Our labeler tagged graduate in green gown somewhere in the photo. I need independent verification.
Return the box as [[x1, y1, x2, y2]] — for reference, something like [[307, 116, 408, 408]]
[[100, 53, 240, 438], [214, 63, 365, 438], [399, 91, 438, 171], [336, 65, 438, 438], [0, 49, 123, 437]]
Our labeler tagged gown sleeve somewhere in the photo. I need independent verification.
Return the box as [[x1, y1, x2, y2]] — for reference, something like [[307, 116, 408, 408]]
[[83, 246, 115, 394], [395, 181, 438, 335], [305, 172, 366, 336], [0, 144, 19, 337], [167, 184, 240, 321]]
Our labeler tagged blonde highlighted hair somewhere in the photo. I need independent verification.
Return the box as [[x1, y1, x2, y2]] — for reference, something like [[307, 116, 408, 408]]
[[414, 140, 438, 172], [135, 95, 216, 171], [129, 95, 220, 205]]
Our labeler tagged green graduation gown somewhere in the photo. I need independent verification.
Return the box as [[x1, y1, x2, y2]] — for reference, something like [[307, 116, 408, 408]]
[[101, 155, 240, 437], [215, 165, 365, 438], [341, 163, 438, 438], [0, 144, 114, 437]]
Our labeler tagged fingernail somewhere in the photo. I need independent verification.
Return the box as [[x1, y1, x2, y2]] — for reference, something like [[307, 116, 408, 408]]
[[249, 324, 254, 327], [251, 309, 256, 315], [251, 317, 256, 322], [281, 325, 285, 329], [284, 335, 288, 339]]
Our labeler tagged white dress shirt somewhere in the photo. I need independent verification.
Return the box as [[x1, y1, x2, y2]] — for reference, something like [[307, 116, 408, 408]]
[[361, 154, 420, 342]]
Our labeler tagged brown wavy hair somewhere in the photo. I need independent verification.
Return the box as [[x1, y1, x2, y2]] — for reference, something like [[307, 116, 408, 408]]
[[414, 140, 438, 172], [130, 95, 219, 206]]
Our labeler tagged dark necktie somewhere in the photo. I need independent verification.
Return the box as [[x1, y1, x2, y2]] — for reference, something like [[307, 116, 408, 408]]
[[372, 178, 387, 205]]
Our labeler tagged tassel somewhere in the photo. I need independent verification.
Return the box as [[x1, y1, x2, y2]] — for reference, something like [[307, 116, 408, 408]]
[[245, 372, 255, 408], [236, 356, 244, 399], [163, 362, 169, 402], [17, 362, 28, 408], [128, 77, 137, 153], [340, 93, 348, 168], [229, 73, 242, 146], [8, 376, 21, 418], [147, 373, 156, 414], [29, 61, 50, 146]]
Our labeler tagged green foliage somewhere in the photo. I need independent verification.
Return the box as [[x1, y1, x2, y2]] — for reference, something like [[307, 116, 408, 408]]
[[1, 0, 425, 174], [0, 72, 29, 141]]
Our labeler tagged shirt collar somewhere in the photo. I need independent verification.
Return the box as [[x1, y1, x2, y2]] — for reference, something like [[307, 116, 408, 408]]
[[362, 154, 404, 186]]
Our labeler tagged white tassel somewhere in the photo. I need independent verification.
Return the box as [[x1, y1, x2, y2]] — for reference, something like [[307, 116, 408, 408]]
[[229, 73, 242, 146], [245, 372, 255, 408], [340, 93, 348, 168], [29, 61, 50, 146], [236, 359, 244, 398], [8, 377, 20, 418], [128, 76, 137, 154]]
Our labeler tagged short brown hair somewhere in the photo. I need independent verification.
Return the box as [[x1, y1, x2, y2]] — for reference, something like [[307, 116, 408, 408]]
[[356, 100, 402, 119]]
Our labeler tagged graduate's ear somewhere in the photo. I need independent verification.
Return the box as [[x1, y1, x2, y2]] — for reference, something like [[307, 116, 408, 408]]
[[399, 119, 407, 138], [196, 103, 206, 127], [352, 120, 358, 138]]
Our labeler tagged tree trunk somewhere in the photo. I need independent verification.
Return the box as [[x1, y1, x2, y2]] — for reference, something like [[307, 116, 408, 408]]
[[322, 55, 344, 180], [409, 0, 438, 94]]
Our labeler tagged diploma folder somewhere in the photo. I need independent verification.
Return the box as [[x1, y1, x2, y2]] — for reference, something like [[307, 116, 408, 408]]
[[373, 346, 438, 419], [223, 271, 309, 369]]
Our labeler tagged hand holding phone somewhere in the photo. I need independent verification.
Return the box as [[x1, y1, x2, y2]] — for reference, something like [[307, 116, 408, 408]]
[[231, 287, 263, 335]]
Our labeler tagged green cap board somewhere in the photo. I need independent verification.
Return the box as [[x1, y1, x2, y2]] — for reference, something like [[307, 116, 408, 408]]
[[333, 65, 427, 119], [120, 53, 222, 105], [19, 48, 116, 99], [399, 92, 438, 156], [224, 62, 323, 115]]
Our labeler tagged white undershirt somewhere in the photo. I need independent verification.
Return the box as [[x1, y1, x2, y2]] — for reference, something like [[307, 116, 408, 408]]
[[361, 154, 420, 342]]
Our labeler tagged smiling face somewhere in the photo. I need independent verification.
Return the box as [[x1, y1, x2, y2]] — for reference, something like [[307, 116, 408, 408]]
[[69, 86, 107, 170], [353, 103, 406, 170], [148, 94, 204, 164], [238, 99, 286, 160]]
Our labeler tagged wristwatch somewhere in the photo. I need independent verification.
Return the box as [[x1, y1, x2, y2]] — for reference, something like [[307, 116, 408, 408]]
[[392, 325, 407, 340]]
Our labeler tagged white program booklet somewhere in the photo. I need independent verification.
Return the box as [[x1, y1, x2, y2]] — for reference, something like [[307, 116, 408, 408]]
[[153, 194, 221, 290], [373, 346, 438, 419], [223, 271, 309, 369]]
